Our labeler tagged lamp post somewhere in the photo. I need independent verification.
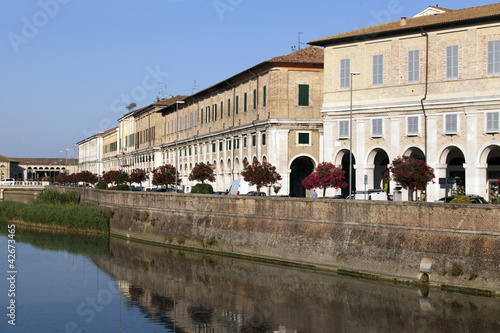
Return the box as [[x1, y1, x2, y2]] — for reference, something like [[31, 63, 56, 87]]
[[349, 72, 360, 199], [175, 101, 185, 192]]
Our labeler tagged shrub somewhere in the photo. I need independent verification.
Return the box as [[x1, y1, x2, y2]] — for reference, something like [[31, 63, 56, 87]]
[[115, 184, 129, 191], [177, 238, 185, 245], [451, 262, 464, 277], [450, 196, 471, 204], [469, 270, 478, 280], [34, 189, 79, 205], [191, 183, 214, 194], [95, 182, 107, 190]]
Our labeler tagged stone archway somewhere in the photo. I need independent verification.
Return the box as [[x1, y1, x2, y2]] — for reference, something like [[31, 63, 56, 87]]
[[289, 156, 315, 197], [443, 146, 466, 193], [339, 150, 356, 197]]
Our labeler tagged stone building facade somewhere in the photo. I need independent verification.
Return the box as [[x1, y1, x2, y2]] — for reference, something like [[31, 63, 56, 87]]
[[310, 4, 500, 201]]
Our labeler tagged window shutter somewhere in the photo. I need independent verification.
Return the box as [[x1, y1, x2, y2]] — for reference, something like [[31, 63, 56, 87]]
[[298, 84, 309, 106]]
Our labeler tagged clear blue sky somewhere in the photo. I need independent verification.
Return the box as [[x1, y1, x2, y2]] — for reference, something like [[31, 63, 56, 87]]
[[1, 0, 497, 158]]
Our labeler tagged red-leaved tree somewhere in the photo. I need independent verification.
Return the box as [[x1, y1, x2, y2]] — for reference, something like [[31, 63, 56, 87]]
[[389, 155, 435, 201], [130, 169, 148, 188], [152, 164, 180, 189], [241, 159, 282, 194], [77, 171, 98, 185], [188, 162, 215, 184], [102, 170, 129, 186], [302, 162, 348, 198]]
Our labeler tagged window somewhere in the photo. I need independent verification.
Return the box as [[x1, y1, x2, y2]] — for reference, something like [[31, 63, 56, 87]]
[[486, 112, 500, 132], [407, 116, 419, 136], [201, 109, 204, 125], [195, 110, 198, 127], [234, 138, 240, 149], [408, 50, 420, 83], [488, 40, 500, 75], [227, 99, 231, 117], [298, 132, 310, 145], [243, 136, 247, 148], [219, 142, 223, 151], [262, 133, 266, 146], [212, 143, 216, 152], [446, 45, 459, 79], [263, 86, 267, 107], [340, 58, 350, 89], [180, 117, 183, 132], [252, 134, 256, 147], [244, 93, 247, 112], [445, 114, 458, 134], [189, 113, 193, 129], [189, 147, 192, 156], [373, 54, 383, 86], [235, 96, 239, 114], [253, 89, 257, 110], [184, 115, 187, 130], [371, 118, 383, 137], [226, 140, 231, 150], [213, 104, 217, 122], [298, 84, 309, 106], [338, 120, 349, 139], [206, 106, 210, 123], [220, 101, 223, 119]]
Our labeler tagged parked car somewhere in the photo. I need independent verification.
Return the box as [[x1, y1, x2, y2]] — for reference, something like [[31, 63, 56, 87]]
[[436, 194, 489, 204], [247, 191, 266, 196], [0, 178, 15, 185], [228, 180, 257, 195]]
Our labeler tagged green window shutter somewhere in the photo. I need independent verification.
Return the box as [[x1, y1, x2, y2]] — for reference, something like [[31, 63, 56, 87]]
[[228, 98, 231, 117], [263, 86, 267, 107], [244, 93, 247, 112], [219, 142, 223, 151], [298, 84, 309, 106], [298, 132, 310, 144], [262, 133, 266, 146], [235, 96, 239, 114], [253, 89, 257, 109]]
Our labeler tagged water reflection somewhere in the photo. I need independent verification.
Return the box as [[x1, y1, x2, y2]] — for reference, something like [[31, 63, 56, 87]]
[[93, 237, 500, 333], [1, 225, 499, 333]]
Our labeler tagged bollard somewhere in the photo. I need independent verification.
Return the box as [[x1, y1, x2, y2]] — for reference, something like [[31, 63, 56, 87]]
[[0, 188, 4, 201]]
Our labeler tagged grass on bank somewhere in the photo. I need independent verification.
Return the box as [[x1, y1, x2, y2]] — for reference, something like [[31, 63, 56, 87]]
[[0, 189, 109, 233]]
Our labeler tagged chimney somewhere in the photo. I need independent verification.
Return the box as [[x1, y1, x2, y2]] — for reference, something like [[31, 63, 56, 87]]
[[400, 17, 407, 26]]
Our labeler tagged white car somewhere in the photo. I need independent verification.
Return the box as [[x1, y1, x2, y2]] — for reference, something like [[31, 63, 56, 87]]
[[0, 178, 15, 185]]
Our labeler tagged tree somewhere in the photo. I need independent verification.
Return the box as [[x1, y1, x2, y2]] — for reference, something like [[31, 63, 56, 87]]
[[130, 169, 148, 188], [302, 162, 348, 198], [241, 159, 282, 194], [78, 171, 98, 185], [188, 162, 215, 184], [152, 164, 180, 189], [389, 155, 435, 201], [126, 102, 137, 111], [102, 170, 129, 186]]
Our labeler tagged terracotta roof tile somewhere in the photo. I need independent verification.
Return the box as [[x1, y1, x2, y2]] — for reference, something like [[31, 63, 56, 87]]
[[310, 3, 500, 46], [267, 46, 324, 64]]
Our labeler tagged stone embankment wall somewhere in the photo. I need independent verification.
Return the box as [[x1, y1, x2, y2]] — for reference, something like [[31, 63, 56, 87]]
[[74, 188, 500, 293]]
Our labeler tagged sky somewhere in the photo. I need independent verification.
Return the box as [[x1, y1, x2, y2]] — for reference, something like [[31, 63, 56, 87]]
[[1, 0, 498, 158]]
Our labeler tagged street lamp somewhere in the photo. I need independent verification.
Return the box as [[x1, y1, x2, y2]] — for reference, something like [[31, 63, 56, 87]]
[[175, 101, 185, 192], [349, 72, 360, 199]]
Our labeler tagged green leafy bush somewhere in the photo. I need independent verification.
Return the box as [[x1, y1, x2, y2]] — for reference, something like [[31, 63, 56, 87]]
[[0, 201, 109, 233], [95, 182, 107, 190], [115, 184, 129, 191], [450, 196, 471, 204], [34, 189, 79, 205], [191, 183, 214, 194]]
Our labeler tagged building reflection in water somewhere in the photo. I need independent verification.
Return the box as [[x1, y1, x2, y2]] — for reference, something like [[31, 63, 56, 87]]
[[91, 237, 500, 333]]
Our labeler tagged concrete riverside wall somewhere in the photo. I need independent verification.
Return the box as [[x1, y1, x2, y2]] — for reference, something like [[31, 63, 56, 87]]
[[74, 188, 500, 292]]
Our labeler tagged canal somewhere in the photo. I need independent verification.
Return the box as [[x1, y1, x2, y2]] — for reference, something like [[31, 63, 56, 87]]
[[0, 224, 499, 333]]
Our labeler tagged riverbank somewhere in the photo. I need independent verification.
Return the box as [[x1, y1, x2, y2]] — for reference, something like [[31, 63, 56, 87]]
[[66, 187, 500, 296]]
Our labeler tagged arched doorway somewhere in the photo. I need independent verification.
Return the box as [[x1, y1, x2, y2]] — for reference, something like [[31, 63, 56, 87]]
[[289, 156, 315, 197], [340, 151, 356, 197], [371, 149, 390, 190], [445, 147, 466, 194]]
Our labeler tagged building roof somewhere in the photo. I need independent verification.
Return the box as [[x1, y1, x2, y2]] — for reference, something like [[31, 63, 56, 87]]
[[157, 46, 323, 113], [0, 155, 18, 163], [309, 3, 500, 46]]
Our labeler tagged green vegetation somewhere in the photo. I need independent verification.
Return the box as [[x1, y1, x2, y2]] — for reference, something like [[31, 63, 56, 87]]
[[451, 262, 464, 277], [115, 184, 129, 191], [450, 196, 471, 203], [0, 189, 109, 233], [191, 183, 214, 194], [95, 182, 107, 190], [469, 270, 478, 280], [33, 189, 79, 205]]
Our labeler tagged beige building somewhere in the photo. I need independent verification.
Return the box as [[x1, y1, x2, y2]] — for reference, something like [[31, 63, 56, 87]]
[[157, 46, 324, 195], [102, 127, 119, 173], [310, 4, 500, 201], [1, 155, 77, 181]]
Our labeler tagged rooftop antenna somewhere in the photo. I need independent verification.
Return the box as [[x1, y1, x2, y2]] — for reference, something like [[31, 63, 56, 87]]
[[298, 32, 305, 50], [158, 83, 167, 100], [192, 80, 199, 94]]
